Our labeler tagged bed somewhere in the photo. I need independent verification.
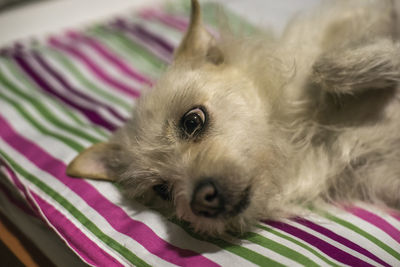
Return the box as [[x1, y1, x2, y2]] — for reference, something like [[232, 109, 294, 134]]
[[0, 0, 399, 266]]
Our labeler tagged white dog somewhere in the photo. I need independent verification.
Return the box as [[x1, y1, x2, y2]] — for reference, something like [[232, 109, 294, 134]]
[[67, 0, 400, 235]]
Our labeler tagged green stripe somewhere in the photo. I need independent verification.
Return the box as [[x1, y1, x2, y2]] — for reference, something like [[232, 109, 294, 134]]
[[0, 62, 101, 145], [133, 16, 182, 41], [92, 26, 166, 71], [0, 91, 83, 152], [319, 210, 400, 261], [0, 149, 150, 267], [1, 58, 108, 139], [257, 224, 341, 267], [169, 218, 284, 267], [89, 27, 164, 78], [202, 2, 258, 34], [168, 0, 258, 34], [44, 47, 133, 112], [244, 231, 320, 266], [211, 238, 284, 267]]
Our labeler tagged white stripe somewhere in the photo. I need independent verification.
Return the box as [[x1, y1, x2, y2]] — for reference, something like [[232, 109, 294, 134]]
[[319, 205, 400, 265], [89, 29, 162, 78], [258, 224, 346, 266], [223, 236, 302, 266], [40, 50, 131, 116], [131, 16, 182, 45], [356, 203, 400, 240], [0, 97, 82, 158], [0, 60, 110, 140], [0, 139, 177, 267], [59, 36, 146, 92], [115, 25, 172, 63], [45, 46, 140, 106], [255, 226, 334, 266], [22, 52, 123, 127], [0, 89, 95, 149], [0, 94, 91, 156], [285, 218, 388, 267]]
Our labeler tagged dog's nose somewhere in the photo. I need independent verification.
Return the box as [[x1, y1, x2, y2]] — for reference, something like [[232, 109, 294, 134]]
[[191, 179, 225, 217]]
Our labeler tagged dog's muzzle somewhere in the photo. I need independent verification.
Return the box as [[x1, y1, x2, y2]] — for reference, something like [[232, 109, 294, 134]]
[[190, 178, 250, 218]]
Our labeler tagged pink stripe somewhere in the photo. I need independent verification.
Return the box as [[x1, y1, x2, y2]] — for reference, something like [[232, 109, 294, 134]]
[[1, 158, 30, 195], [139, 9, 188, 31], [0, 181, 37, 218], [345, 206, 400, 244], [66, 31, 153, 85], [293, 217, 390, 267], [111, 19, 173, 63], [265, 220, 373, 266], [1, 158, 41, 217], [30, 49, 126, 123], [0, 115, 218, 267], [138, 9, 219, 42], [389, 211, 400, 222], [30, 191, 123, 267], [48, 36, 141, 98]]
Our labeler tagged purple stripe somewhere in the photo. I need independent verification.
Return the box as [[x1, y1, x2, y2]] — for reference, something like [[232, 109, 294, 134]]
[[345, 206, 400, 245], [31, 50, 126, 123], [0, 115, 219, 267], [0, 159, 40, 218], [11, 51, 116, 131], [294, 217, 391, 267], [139, 9, 188, 31], [48, 36, 141, 98], [113, 19, 174, 57], [139, 9, 218, 38], [131, 23, 174, 53], [389, 211, 400, 222], [110, 22, 171, 63], [0, 180, 37, 218], [1, 157, 31, 196], [265, 220, 374, 266], [31, 191, 123, 267], [66, 31, 152, 85]]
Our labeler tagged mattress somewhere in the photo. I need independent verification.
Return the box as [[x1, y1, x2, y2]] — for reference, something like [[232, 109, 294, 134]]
[[0, 1, 399, 266]]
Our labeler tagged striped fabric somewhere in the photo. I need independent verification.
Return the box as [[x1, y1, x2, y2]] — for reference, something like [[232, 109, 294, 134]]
[[0, 2, 399, 266]]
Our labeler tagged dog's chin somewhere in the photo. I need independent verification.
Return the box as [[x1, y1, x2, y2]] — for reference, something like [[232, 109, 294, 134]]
[[174, 195, 253, 236]]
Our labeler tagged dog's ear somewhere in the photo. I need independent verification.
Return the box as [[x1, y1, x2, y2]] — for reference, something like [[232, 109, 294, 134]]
[[174, 0, 223, 65], [66, 142, 130, 181], [312, 39, 400, 94]]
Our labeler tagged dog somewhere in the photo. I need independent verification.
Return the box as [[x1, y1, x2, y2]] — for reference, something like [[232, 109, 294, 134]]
[[67, 0, 400, 235]]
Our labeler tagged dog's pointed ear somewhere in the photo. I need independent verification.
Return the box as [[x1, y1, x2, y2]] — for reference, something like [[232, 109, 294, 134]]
[[66, 142, 129, 181], [312, 39, 400, 95], [174, 0, 223, 65]]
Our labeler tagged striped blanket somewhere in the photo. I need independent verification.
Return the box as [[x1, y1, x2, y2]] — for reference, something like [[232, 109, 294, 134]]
[[0, 2, 399, 266]]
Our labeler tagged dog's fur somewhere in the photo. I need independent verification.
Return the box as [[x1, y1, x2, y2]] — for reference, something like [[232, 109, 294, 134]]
[[67, 0, 400, 235]]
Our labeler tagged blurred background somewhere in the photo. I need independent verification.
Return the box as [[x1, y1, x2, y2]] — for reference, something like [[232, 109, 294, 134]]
[[0, 0, 322, 47]]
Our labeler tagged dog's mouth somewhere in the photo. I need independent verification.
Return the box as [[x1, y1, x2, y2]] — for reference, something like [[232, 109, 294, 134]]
[[190, 179, 251, 219], [225, 186, 251, 218]]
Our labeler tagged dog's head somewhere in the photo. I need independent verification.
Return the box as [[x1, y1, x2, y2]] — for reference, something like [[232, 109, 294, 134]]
[[67, 0, 287, 235], [67, 0, 400, 235]]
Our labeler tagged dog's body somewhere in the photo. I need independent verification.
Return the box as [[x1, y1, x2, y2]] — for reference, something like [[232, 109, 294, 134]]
[[68, 0, 400, 235]]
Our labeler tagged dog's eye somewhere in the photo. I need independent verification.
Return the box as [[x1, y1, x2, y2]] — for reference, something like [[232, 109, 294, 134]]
[[153, 183, 171, 200], [180, 107, 206, 138]]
